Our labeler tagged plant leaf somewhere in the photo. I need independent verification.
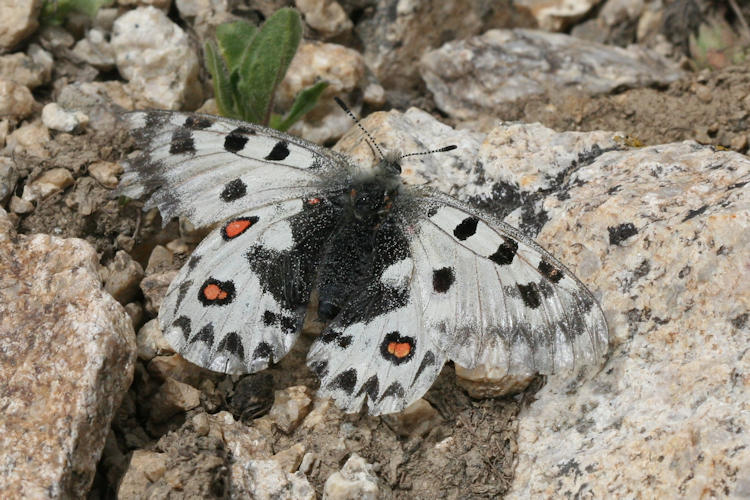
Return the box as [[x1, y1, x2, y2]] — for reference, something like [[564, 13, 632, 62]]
[[236, 8, 302, 125], [276, 81, 329, 131], [215, 20, 257, 73], [41, 0, 113, 24], [204, 41, 239, 119]]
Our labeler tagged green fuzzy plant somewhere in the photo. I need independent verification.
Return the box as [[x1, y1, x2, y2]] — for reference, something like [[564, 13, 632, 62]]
[[41, 0, 113, 25], [204, 8, 328, 131]]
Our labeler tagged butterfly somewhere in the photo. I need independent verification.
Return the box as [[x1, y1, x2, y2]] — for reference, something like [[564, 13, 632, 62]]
[[117, 105, 609, 415]]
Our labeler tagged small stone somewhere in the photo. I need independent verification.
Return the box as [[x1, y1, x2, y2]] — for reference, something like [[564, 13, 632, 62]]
[[228, 373, 275, 422], [22, 168, 74, 202], [147, 354, 205, 387], [0, 119, 8, 148], [117, 450, 168, 497], [323, 453, 379, 500], [730, 134, 748, 152], [234, 459, 315, 499], [693, 84, 712, 103], [72, 28, 116, 71], [6, 120, 49, 158], [111, 6, 202, 110], [299, 452, 318, 474], [146, 244, 174, 274], [104, 250, 145, 304], [42, 103, 89, 132], [295, 0, 353, 39], [363, 83, 386, 107], [150, 377, 202, 423], [515, 0, 600, 31], [88, 161, 123, 188], [191, 412, 210, 436], [455, 364, 535, 398], [165, 238, 190, 254], [0, 0, 42, 50], [140, 270, 177, 315], [0, 79, 35, 119], [0, 45, 53, 88], [0, 156, 17, 205], [268, 385, 314, 434], [124, 301, 144, 328], [381, 399, 442, 437], [136, 319, 174, 361], [272, 443, 306, 473], [9, 195, 33, 214]]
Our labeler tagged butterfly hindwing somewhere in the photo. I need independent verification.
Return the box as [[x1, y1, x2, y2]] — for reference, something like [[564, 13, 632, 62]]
[[307, 220, 446, 415], [161, 197, 340, 374], [118, 111, 349, 227], [404, 194, 608, 375]]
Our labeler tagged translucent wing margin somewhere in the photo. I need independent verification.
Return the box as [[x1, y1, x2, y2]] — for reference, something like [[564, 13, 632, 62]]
[[117, 110, 350, 227], [404, 193, 609, 376]]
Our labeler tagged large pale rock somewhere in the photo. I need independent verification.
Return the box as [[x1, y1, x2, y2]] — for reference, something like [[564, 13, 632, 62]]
[[111, 6, 202, 110], [0, 209, 136, 498], [504, 137, 750, 497], [355, 0, 522, 96], [421, 29, 685, 119], [0, 0, 42, 50]]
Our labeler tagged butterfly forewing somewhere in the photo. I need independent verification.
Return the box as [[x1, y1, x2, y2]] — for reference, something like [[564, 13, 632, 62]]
[[407, 196, 608, 375], [118, 111, 349, 227]]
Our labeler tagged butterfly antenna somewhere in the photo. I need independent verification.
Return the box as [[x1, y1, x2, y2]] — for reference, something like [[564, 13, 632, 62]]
[[334, 97, 385, 160], [399, 145, 457, 160]]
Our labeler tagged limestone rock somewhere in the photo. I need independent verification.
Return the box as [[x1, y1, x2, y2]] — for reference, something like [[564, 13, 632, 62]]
[[295, 0, 352, 39], [503, 137, 750, 498], [104, 250, 145, 305], [21, 167, 74, 202], [5, 120, 49, 158], [111, 6, 202, 110], [0, 45, 53, 88], [0, 0, 42, 51], [0, 209, 136, 497], [41, 103, 89, 133], [72, 28, 116, 71], [323, 453, 379, 500], [136, 318, 175, 361], [233, 459, 315, 500], [0, 79, 36, 119], [421, 29, 685, 119], [268, 385, 314, 434]]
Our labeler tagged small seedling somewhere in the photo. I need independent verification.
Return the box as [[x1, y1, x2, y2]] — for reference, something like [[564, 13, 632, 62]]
[[41, 0, 113, 25], [204, 8, 328, 131]]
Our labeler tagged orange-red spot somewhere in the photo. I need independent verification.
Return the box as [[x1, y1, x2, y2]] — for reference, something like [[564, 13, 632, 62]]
[[307, 197, 321, 205], [388, 341, 412, 358], [203, 284, 228, 301], [225, 219, 252, 238]]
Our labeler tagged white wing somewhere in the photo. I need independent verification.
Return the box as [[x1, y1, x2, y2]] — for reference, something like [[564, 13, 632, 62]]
[[404, 192, 609, 376], [117, 110, 350, 227], [161, 197, 340, 374]]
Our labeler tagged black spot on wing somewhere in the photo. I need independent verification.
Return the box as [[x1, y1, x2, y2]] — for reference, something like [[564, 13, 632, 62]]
[[173, 316, 192, 340], [224, 133, 249, 153], [279, 315, 297, 334], [380, 332, 415, 365], [489, 239, 518, 266], [329, 369, 357, 394], [175, 280, 193, 311], [453, 216, 479, 240], [191, 324, 214, 345], [517, 283, 541, 309], [184, 115, 212, 129], [321, 329, 353, 349], [608, 222, 638, 245], [379, 382, 405, 402], [356, 375, 380, 401], [538, 260, 563, 283], [413, 351, 436, 384], [252, 341, 272, 361], [218, 332, 244, 358], [262, 310, 277, 326], [432, 267, 455, 293], [187, 255, 201, 271], [169, 128, 195, 155], [144, 112, 168, 130], [265, 141, 290, 161], [220, 178, 247, 202]]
